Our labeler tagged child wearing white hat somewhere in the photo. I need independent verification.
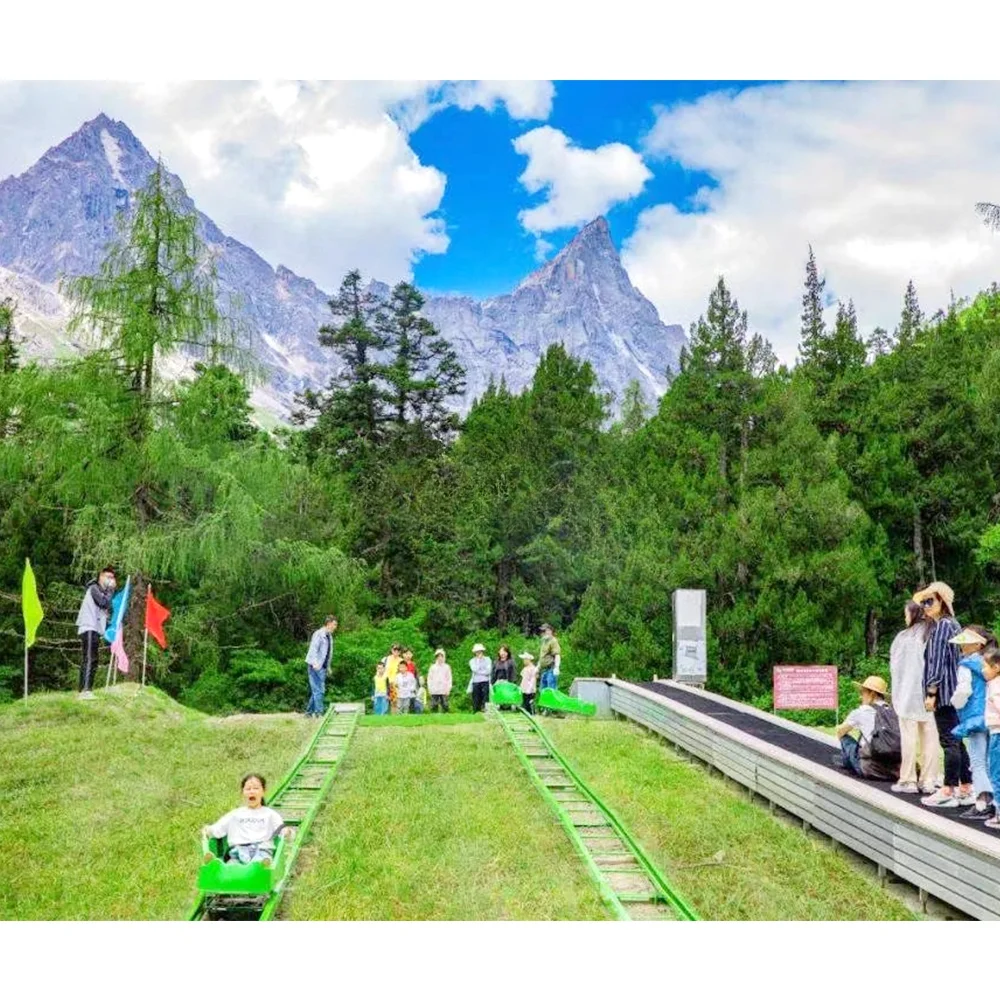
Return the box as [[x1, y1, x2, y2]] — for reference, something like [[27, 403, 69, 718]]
[[519, 652, 538, 715], [428, 648, 452, 713], [469, 643, 492, 713]]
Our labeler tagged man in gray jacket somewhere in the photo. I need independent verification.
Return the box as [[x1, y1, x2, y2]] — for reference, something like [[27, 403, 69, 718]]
[[305, 616, 338, 717], [75, 567, 116, 699]]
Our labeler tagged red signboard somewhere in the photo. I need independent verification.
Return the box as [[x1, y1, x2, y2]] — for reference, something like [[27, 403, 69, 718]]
[[773, 665, 838, 710]]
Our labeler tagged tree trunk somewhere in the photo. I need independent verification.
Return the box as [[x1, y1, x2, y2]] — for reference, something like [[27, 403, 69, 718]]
[[123, 571, 147, 682], [928, 533, 937, 582], [865, 608, 878, 656], [913, 508, 925, 584]]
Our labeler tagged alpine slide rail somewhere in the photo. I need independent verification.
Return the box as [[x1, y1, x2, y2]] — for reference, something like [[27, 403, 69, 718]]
[[189, 703, 361, 921], [490, 704, 698, 920]]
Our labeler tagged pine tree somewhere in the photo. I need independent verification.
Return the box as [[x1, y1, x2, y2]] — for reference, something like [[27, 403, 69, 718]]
[[378, 281, 465, 453], [896, 280, 923, 347], [292, 269, 390, 466], [866, 326, 893, 361], [619, 380, 649, 435], [798, 245, 827, 366], [674, 276, 762, 492], [63, 160, 230, 441], [0, 297, 19, 375]]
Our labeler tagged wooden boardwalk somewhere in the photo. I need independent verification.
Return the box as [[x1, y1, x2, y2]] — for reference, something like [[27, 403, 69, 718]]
[[573, 677, 1000, 920]]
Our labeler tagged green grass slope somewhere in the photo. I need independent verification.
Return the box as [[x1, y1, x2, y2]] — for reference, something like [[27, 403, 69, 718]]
[[543, 719, 915, 921], [0, 685, 314, 919], [284, 723, 609, 920]]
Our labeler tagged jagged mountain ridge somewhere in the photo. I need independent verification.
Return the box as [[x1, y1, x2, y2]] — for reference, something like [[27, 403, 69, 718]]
[[0, 114, 686, 417]]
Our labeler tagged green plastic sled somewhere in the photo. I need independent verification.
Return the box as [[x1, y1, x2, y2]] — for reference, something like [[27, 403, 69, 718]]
[[537, 688, 596, 716], [490, 680, 523, 706], [197, 834, 289, 896]]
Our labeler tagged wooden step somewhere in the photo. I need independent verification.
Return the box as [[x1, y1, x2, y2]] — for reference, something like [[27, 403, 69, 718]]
[[623, 902, 677, 920]]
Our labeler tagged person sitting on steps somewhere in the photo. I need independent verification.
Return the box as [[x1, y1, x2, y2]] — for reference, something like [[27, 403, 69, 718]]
[[833, 675, 901, 781]]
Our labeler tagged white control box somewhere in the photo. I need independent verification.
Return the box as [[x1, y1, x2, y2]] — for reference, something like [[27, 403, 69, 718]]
[[672, 589, 707, 684]]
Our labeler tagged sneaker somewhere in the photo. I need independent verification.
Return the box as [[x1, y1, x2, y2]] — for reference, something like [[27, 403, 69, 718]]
[[960, 803, 990, 819], [919, 785, 936, 795], [830, 754, 847, 768], [977, 805, 997, 821], [891, 781, 920, 794], [78, 690, 95, 701], [957, 789, 978, 807], [921, 789, 960, 808], [986, 816, 1000, 830]]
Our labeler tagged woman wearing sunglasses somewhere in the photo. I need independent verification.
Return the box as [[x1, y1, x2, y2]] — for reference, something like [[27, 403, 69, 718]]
[[916, 582, 975, 808]]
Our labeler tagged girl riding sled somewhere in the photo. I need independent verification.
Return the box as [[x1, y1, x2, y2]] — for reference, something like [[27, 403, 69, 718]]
[[203, 773, 286, 866]]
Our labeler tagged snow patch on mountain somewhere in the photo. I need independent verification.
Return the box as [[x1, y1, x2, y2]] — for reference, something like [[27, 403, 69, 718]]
[[100, 129, 127, 189]]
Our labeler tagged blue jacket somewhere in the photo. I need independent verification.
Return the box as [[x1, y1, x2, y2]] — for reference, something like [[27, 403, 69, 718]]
[[952, 653, 988, 738]]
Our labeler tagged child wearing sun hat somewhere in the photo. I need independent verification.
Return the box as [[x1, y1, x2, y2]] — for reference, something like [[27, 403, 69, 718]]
[[946, 626, 996, 819], [833, 675, 900, 781]]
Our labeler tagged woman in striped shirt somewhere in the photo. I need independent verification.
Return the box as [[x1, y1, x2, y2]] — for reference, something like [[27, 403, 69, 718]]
[[917, 582, 975, 808]]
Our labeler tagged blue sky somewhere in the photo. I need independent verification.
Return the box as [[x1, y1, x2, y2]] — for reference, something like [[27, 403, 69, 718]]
[[0, 80, 998, 360], [409, 81, 762, 297]]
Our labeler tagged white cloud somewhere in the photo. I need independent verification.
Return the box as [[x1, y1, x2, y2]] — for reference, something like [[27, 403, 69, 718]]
[[513, 126, 652, 233], [624, 81, 1000, 361], [0, 80, 552, 292]]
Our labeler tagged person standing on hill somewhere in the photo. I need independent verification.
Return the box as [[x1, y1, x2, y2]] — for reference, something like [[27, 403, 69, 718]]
[[428, 649, 452, 712], [469, 643, 492, 712], [889, 600, 940, 794], [538, 624, 561, 691], [519, 652, 538, 715], [75, 566, 116, 700], [304, 616, 338, 718], [492, 644, 514, 709], [917, 582, 975, 809], [383, 644, 402, 713]]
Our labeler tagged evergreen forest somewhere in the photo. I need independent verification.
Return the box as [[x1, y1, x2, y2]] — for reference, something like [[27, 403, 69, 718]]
[[3, 166, 1000, 714]]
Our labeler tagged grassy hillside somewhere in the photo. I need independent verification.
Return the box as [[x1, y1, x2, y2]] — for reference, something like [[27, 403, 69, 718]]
[[284, 722, 609, 920], [0, 685, 314, 919], [543, 718, 915, 921]]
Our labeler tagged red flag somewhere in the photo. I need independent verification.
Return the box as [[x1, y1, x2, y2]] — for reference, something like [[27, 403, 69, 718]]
[[145, 588, 170, 649]]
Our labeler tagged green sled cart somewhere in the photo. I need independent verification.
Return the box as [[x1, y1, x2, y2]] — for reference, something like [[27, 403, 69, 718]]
[[537, 688, 597, 716], [490, 680, 523, 707], [196, 833, 290, 918]]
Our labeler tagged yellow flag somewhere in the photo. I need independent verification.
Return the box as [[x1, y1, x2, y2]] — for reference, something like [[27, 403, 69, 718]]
[[22, 558, 43, 648]]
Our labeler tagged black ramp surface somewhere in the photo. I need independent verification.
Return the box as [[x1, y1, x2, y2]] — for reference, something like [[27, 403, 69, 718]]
[[638, 681, 1000, 839]]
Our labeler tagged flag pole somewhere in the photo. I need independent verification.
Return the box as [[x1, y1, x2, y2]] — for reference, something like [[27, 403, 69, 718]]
[[23, 642, 28, 702], [142, 626, 149, 688]]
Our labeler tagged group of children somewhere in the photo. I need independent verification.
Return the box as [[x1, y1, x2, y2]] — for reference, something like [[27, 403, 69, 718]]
[[370, 638, 550, 715], [928, 624, 1000, 827]]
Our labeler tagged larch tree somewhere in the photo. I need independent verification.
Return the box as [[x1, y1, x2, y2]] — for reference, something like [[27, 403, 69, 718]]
[[63, 160, 230, 443]]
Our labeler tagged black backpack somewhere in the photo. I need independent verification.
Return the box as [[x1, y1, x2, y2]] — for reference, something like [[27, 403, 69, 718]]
[[869, 702, 901, 762]]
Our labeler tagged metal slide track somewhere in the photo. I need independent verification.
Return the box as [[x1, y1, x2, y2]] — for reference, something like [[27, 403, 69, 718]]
[[189, 704, 361, 920], [492, 706, 698, 921]]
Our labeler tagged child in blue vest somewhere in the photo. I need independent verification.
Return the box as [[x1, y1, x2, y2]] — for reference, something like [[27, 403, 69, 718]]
[[949, 627, 996, 819], [982, 647, 1000, 829]]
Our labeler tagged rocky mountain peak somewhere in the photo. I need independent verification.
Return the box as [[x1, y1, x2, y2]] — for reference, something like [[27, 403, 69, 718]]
[[0, 116, 687, 419]]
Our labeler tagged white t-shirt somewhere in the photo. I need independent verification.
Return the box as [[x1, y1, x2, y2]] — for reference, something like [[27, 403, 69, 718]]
[[889, 625, 930, 720], [844, 704, 877, 745], [209, 806, 284, 846]]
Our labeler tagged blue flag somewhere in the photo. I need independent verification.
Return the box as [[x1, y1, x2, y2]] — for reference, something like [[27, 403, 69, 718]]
[[104, 576, 131, 643]]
